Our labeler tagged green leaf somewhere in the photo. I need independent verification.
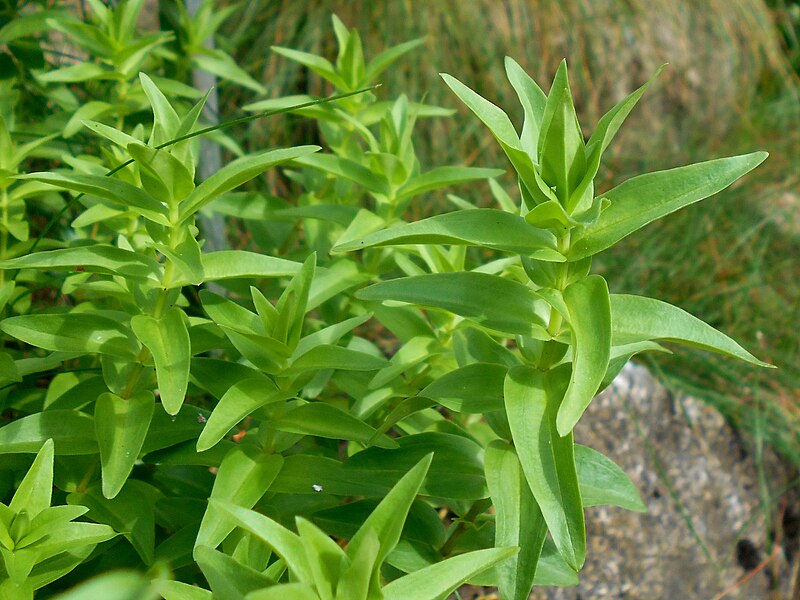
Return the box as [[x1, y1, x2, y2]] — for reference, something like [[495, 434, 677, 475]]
[[271, 402, 397, 449], [273, 254, 315, 350], [52, 570, 158, 600], [569, 152, 769, 260], [347, 455, 433, 596], [95, 391, 154, 499], [139, 72, 180, 144], [344, 433, 486, 500], [211, 501, 312, 583], [396, 167, 505, 202], [364, 38, 424, 82], [383, 547, 517, 600], [440, 73, 540, 196], [196, 446, 283, 550], [68, 480, 158, 564], [197, 379, 289, 452], [158, 580, 213, 600], [357, 272, 549, 338], [1, 313, 139, 358], [201, 251, 301, 281], [19, 172, 170, 225], [333, 209, 561, 260], [504, 366, 585, 570], [557, 275, 612, 435], [10, 439, 54, 519], [539, 86, 586, 207], [293, 153, 388, 195], [271, 46, 348, 89], [421, 363, 506, 413], [193, 51, 266, 95], [485, 441, 547, 600], [570, 66, 664, 212], [195, 545, 275, 600], [246, 583, 317, 600], [127, 143, 195, 206], [609, 294, 771, 367], [131, 308, 191, 415], [575, 445, 646, 512], [0, 411, 97, 455], [505, 57, 547, 156], [295, 517, 346, 600], [0, 245, 161, 281], [180, 146, 320, 219], [288, 345, 388, 374]]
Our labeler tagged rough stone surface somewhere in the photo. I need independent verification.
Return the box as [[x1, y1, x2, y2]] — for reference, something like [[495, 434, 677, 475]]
[[528, 362, 792, 600]]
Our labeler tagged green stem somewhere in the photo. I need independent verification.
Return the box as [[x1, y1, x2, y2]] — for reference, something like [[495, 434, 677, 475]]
[[438, 499, 492, 557], [0, 186, 8, 286]]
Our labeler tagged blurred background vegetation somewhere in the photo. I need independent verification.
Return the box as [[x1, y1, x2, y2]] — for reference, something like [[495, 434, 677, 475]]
[[206, 0, 800, 469]]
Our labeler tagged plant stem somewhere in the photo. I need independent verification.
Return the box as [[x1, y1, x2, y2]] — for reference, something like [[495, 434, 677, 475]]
[[438, 498, 492, 557]]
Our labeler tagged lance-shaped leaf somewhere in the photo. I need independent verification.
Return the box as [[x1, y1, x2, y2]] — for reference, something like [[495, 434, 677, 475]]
[[383, 547, 517, 600], [18, 172, 170, 225], [609, 294, 771, 367], [0, 313, 139, 359], [271, 46, 348, 89], [557, 275, 612, 435], [334, 209, 562, 260], [95, 391, 155, 499], [196, 446, 283, 550], [440, 73, 540, 195], [0, 246, 161, 281], [197, 378, 290, 452], [202, 251, 299, 282], [505, 57, 547, 156], [364, 37, 425, 81], [395, 166, 504, 202], [485, 441, 548, 600], [421, 362, 506, 413], [539, 86, 586, 207], [568, 66, 664, 212], [575, 445, 646, 512], [293, 153, 388, 196], [569, 152, 768, 260], [505, 366, 585, 570], [131, 308, 191, 415], [9, 439, 54, 519], [347, 454, 433, 597], [271, 402, 397, 449], [357, 272, 550, 338], [179, 146, 320, 219], [195, 545, 276, 599], [211, 501, 313, 583], [0, 411, 97, 455], [288, 345, 388, 374]]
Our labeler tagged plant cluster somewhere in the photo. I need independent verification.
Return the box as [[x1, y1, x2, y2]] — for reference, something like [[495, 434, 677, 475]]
[[0, 5, 770, 599]]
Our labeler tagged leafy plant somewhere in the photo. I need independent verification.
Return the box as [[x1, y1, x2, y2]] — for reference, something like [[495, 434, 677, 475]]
[[0, 7, 771, 600]]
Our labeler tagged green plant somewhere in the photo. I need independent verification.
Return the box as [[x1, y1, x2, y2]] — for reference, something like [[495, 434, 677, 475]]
[[0, 9, 773, 600]]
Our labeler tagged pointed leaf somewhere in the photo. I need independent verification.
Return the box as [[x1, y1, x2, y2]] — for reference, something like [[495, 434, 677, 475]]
[[201, 251, 301, 281], [575, 445, 646, 512], [485, 441, 547, 600], [131, 308, 191, 415], [609, 293, 771, 367], [0, 246, 161, 281], [195, 545, 275, 600], [334, 209, 561, 259], [557, 275, 612, 435], [505, 366, 585, 569], [356, 272, 549, 338], [1, 313, 139, 358], [180, 146, 320, 218], [383, 547, 517, 600], [569, 152, 769, 260], [272, 402, 397, 449], [197, 379, 289, 452], [0, 411, 97, 455], [10, 439, 54, 518], [505, 57, 547, 156], [196, 447, 283, 549], [95, 391, 155, 499]]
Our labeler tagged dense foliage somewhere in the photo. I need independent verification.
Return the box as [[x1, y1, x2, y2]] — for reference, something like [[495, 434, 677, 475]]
[[0, 4, 771, 598]]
